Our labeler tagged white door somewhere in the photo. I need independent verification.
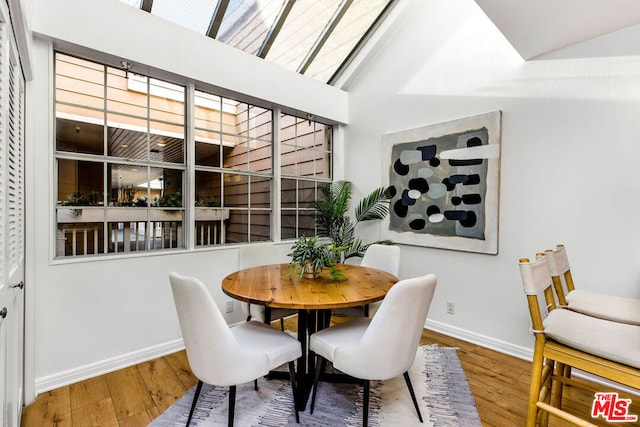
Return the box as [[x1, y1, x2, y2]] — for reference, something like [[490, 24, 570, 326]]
[[0, 5, 26, 425]]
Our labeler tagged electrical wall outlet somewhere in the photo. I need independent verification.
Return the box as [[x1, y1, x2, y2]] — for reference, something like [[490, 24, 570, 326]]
[[446, 300, 455, 315], [225, 300, 234, 313]]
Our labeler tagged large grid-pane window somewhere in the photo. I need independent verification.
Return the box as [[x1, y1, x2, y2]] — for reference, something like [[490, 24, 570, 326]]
[[55, 53, 185, 257], [54, 53, 334, 259]]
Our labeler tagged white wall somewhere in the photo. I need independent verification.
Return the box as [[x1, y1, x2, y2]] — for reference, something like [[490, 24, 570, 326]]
[[26, 0, 348, 391], [343, 0, 640, 356]]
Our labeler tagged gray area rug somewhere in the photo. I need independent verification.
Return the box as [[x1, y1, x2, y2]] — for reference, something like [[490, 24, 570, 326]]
[[149, 345, 481, 426]]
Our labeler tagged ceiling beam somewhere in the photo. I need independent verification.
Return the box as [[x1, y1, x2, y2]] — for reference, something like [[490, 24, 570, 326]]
[[207, 0, 230, 39], [257, 0, 296, 58], [140, 0, 153, 13], [297, 0, 353, 75]]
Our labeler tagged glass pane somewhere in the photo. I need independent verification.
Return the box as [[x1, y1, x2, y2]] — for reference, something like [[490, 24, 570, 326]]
[[226, 210, 249, 244], [57, 159, 104, 205], [298, 210, 316, 237], [107, 124, 147, 160], [108, 164, 149, 207], [281, 210, 297, 240], [195, 218, 225, 246], [224, 174, 248, 207], [107, 70, 147, 118], [195, 140, 221, 167], [298, 180, 317, 207], [149, 124, 184, 164], [151, 0, 219, 34], [280, 114, 332, 178], [195, 171, 222, 207], [249, 210, 271, 242], [222, 97, 241, 134], [195, 91, 222, 132], [224, 137, 249, 171], [265, 0, 342, 73], [149, 78, 185, 123], [149, 219, 184, 250], [304, 0, 390, 82], [55, 54, 104, 109], [56, 222, 105, 257], [56, 116, 104, 155], [107, 114, 149, 161], [217, 0, 282, 55], [248, 139, 272, 173], [250, 176, 271, 208], [153, 168, 184, 207], [281, 178, 297, 209], [236, 104, 272, 140]]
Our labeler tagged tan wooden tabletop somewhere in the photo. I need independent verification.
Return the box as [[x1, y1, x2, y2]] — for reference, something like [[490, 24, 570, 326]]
[[222, 263, 399, 310]]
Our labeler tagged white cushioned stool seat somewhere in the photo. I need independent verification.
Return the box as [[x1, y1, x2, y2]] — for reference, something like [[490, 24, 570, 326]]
[[566, 289, 640, 326], [543, 308, 640, 369]]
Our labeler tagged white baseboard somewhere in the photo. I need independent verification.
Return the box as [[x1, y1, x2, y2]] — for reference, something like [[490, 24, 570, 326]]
[[35, 339, 185, 394], [425, 319, 533, 361]]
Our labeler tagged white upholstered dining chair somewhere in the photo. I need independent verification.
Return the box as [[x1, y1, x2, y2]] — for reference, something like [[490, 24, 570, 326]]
[[238, 243, 297, 329], [169, 272, 302, 427], [335, 243, 401, 318], [544, 244, 640, 325], [309, 274, 437, 427]]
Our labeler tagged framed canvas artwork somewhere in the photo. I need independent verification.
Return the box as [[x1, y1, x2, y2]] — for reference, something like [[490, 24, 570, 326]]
[[381, 111, 502, 254]]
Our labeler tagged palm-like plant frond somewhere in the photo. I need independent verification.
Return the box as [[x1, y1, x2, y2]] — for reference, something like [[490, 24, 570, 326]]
[[354, 186, 391, 223], [313, 180, 392, 262]]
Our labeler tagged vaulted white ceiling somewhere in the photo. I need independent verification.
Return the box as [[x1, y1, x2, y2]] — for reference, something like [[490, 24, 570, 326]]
[[474, 0, 640, 60]]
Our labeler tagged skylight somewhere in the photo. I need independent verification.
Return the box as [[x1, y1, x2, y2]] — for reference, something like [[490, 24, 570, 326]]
[[117, 0, 396, 85]]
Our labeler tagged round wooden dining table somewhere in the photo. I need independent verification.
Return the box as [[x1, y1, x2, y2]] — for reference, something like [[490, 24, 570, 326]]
[[221, 262, 399, 409], [221, 263, 398, 310]]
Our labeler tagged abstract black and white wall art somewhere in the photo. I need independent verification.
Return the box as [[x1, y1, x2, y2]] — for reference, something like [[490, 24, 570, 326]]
[[381, 111, 502, 254]]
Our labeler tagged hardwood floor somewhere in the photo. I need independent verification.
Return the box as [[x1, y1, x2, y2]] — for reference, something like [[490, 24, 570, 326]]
[[21, 318, 639, 426]]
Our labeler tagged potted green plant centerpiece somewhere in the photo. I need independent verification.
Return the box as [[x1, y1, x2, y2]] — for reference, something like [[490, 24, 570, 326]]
[[287, 235, 346, 279]]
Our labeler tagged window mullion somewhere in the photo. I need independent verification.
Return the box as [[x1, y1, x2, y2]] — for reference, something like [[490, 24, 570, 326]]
[[186, 82, 196, 250], [272, 108, 281, 242]]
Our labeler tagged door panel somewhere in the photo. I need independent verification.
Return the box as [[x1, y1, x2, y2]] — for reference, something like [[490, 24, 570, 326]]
[[0, 7, 26, 426]]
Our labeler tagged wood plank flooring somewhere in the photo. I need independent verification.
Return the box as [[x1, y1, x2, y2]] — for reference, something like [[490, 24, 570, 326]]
[[20, 318, 639, 426]]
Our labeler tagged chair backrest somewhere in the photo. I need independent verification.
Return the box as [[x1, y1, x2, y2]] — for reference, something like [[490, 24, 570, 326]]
[[518, 256, 559, 332], [238, 244, 282, 316], [361, 244, 401, 277], [544, 244, 575, 306], [169, 272, 267, 385], [339, 274, 436, 380], [238, 243, 282, 269]]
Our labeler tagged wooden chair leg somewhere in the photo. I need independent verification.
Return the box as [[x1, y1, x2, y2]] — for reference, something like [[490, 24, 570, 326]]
[[228, 385, 236, 427], [403, 371, 424, 422], [527, 341, 545, 427], [363, 379, 370, 427], [186, 380, 203, 427], [280, 317, 285, 331], [310, 355, 326, 414], [288, 361, 299, 423]]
